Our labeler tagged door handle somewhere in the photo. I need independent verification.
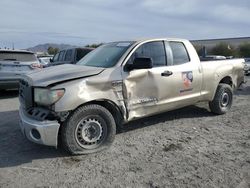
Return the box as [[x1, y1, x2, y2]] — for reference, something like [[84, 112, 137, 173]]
[[161, 70, 173, 77]]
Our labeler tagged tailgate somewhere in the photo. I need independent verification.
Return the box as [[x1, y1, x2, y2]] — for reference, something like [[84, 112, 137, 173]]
[[0, 51, 39, 74], [0, 61, 33, 73]]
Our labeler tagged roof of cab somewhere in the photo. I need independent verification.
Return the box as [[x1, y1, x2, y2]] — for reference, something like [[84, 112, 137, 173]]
[[135, 37, 189, 43], [107, 38, 189, 45]]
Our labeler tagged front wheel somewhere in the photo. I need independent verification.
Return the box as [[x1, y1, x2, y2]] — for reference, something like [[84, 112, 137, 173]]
[[61, 104, 116, 155], [209, 83, 233, 115]]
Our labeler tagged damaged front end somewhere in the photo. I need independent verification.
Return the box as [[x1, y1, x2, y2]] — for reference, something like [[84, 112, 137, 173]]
[[19, 79, 69, 147]]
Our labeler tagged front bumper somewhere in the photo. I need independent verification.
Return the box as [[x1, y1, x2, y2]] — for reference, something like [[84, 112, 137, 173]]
[[19, 107, 60, 147]]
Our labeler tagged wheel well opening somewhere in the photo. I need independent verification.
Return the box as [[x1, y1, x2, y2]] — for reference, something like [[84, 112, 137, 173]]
[[84, 100, 124, 126], [219, 76, 233, 87]]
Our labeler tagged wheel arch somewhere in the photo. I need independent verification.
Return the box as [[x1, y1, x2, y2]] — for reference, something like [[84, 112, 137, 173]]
[[219, 76, 233, 87], [74, 99, 125, 127], [209, 75, 233, 102]]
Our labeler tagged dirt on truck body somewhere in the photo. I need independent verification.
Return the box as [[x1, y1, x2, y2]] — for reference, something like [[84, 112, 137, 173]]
[[18, 38, 245, 155]]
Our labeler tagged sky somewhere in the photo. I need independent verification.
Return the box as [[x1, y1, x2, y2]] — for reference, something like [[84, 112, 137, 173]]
[[0, 0, 249, 49]]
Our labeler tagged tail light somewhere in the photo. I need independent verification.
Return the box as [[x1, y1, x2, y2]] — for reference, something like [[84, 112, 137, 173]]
[[31, 63, 42, 69]]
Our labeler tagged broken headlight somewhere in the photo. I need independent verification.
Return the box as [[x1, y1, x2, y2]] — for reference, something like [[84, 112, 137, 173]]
[[34, 88, 65, 106]]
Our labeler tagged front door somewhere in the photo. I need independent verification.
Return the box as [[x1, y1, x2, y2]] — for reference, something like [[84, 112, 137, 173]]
[[122, 40, 202, 121]]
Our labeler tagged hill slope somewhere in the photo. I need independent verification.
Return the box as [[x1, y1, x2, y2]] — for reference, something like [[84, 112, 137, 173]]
[[26, 43, 78, 52]]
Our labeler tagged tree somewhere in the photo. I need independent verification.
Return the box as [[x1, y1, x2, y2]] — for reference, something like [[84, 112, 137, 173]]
[[238, 43, 250, 57], [210, 43, 237, 57], [193, 45, 207, 57], [47, 47, 59, 55]]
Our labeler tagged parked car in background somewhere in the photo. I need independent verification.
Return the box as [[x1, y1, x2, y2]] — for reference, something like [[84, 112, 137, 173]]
[[38, 55, 53, 66], [0, 50, 41, 90], [47, 47, 93, 67], [244, 58, 250, 75]]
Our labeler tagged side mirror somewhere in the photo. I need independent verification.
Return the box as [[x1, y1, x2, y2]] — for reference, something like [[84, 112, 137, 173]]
[[50, 58, 53, 63], [130, 57, 153, 70]]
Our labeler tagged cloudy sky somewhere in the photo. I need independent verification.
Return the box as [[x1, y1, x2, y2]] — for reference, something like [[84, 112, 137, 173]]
[[0, 0, 249, 48]]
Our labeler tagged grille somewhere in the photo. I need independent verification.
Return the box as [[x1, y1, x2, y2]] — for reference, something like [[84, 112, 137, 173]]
[[19, 80, 58, 121], [27, 107, 50, 121], [19, 79, 33, 110]]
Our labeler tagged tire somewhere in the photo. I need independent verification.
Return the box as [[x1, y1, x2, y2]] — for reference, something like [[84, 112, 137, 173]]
[[209, 83, 233, 115], [61, 104, 116, 155], [0, 89, 6, 95]]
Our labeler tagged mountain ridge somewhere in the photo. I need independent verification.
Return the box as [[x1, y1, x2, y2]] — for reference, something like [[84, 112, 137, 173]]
[[26, 43, 79, 52]]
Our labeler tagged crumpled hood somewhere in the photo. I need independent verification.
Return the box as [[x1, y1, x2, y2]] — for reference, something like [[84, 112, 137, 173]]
[[23, 64, 104, 87]]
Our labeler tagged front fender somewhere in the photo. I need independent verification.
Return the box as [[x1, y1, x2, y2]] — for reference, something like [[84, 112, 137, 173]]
[[52, 78, 126, 118]]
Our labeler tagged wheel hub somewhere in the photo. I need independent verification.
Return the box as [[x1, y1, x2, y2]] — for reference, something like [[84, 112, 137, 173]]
[[76, 118, 103, 145], [221, 93, 229, 107], [81, 121, 102, 142]]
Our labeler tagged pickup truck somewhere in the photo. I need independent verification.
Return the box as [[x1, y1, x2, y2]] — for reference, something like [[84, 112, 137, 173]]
[[47, 47, 93, 67], [19, 38, 245, 155]]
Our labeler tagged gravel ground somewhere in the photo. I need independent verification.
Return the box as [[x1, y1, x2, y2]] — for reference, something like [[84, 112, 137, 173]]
[[0, 77, 249, 188]]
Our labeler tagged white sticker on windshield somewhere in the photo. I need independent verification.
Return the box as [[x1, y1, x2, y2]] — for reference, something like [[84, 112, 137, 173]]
[[116, 42, 131, 47]]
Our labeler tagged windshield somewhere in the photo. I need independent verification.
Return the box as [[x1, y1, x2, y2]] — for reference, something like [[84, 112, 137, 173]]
[[77, 42, 134, 68], [0, 52, 37, 61]]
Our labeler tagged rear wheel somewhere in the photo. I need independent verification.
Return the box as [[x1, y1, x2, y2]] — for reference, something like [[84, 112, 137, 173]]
[[209, 83, 233, 115], [61, 104, 116, 155]]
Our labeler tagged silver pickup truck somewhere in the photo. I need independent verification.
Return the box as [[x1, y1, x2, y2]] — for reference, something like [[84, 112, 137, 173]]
[[19, 38, 245, 155]]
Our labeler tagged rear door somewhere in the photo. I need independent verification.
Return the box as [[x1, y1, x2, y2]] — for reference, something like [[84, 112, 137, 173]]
[[160, 41, 203, 106]]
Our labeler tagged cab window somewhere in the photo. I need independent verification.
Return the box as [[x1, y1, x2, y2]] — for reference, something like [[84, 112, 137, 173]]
[[169, 42, 190, 65], [129, 41, 167, 67], [58, 50, 65, 61], [65, 49, 73, 61], [53, 52, 59, 62]]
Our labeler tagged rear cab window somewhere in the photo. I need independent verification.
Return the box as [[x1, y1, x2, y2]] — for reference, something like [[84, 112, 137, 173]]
[[167, 42, 190, 65]]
